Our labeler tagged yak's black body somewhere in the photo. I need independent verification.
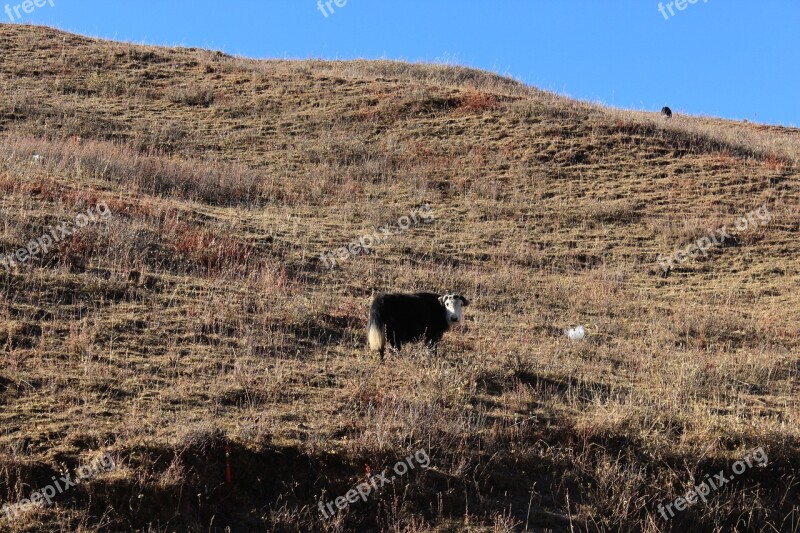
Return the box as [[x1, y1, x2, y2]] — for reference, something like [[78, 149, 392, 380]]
[[661, 106, 673, 118], [368, 292, 451, 360]]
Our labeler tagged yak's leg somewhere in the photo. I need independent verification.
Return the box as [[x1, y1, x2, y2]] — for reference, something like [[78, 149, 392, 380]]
[[387, 331, 402, 358]]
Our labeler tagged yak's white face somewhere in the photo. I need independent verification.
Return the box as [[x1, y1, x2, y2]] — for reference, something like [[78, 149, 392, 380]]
[[440, 294, 469, 324]]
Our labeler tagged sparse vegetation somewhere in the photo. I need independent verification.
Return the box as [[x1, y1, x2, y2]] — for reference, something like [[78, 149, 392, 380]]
[[0, 24, 798, 532]]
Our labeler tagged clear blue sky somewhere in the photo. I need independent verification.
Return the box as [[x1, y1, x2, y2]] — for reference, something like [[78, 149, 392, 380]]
[[6, 1, 799, 126]]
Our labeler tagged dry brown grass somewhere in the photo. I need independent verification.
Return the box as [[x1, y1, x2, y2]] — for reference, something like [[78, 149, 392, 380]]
[[0, 24, 798, 532]]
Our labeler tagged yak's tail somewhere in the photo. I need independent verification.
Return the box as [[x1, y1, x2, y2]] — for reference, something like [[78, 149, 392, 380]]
[[367, 305, 386, 360]]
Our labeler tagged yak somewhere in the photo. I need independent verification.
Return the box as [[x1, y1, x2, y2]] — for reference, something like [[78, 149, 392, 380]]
[[367, 292, 469, 361]]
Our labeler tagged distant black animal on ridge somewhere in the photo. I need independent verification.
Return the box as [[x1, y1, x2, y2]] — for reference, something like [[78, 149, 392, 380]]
[[367, 292, 469, 361], [661, 106, 673, 118]]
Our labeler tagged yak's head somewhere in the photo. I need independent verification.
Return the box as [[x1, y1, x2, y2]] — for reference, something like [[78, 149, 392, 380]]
[[439, 294, 470, 324]]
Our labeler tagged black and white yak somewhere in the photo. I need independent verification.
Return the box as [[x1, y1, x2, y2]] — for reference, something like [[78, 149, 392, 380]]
[[367, 292, 470, 361]]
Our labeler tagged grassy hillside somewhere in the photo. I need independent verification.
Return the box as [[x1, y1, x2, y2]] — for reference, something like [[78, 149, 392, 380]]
[[0, 24, 798, 532]]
